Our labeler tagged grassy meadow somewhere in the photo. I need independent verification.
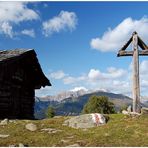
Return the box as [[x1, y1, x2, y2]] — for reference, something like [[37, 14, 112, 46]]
[[0, 114, 147, 147]]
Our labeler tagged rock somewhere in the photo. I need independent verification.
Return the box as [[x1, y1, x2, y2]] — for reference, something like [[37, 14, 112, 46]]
[[19, 143, 25, 147], [0, 134, 9, 138], [0, 118, 9, 125], [25, 123, 37, 132], [66, 135, 75, 139], [130, 112, 141, 116], [41, 128, 62, 134], [9, 120, 17, 123], [66, 143, 80, 147], [9, 143, 27, 147], [61, 139, 70, 143], [122, 110, 129, 115], [127, 105, 132, 113], [141, 107, 148, 114], [63, 113, 106, 129]]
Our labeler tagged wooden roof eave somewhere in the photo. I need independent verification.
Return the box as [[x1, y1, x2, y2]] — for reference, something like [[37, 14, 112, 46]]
[[30, 50, 51, 89]]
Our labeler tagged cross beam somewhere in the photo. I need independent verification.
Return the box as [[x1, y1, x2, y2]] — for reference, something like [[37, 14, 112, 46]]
[[117, 50, 148, 57], [117, 32, 148, 113]]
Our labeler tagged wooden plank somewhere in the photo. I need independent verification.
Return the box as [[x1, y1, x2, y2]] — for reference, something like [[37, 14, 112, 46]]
[[117, 50, 148, 57], [119, 36, 132, 51], [132, 33, 141, 113], [117, 50, 133, 57], [139, 50, 148, 55], [138, 36, 148, 50]]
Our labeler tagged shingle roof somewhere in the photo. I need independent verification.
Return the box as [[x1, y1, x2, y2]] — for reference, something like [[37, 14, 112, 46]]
[[0, 49, 33, 62]]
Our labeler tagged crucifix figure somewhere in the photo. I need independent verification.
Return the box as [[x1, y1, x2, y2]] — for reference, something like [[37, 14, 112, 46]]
[[117, 31, 148, 113]]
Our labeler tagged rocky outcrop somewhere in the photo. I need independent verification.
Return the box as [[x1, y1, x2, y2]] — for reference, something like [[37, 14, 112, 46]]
[[0, 119, 9, 125], [63, 113, 106, 129]]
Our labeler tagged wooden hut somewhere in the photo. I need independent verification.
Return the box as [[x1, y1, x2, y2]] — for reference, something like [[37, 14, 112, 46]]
[[0, 49, 51, 119]]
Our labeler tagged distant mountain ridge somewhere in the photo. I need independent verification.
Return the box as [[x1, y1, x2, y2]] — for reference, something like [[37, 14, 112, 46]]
[[37, 88, 110, 102], [34, 89, 133, 119]]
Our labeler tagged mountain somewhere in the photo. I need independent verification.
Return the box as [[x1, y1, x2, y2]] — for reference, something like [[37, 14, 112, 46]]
[[55, 90, 132, 116], [37, 88, 91, 102], [34, 97, 58, 119], [34, 89, 133, 119]]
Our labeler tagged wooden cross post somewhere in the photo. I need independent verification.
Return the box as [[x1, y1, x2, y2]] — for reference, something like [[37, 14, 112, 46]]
[[132, 33, 140, 113], [117, 31, 148, 113]]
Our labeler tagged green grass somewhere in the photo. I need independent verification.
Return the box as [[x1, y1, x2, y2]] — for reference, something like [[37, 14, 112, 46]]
[[0, 114, 147, 147]]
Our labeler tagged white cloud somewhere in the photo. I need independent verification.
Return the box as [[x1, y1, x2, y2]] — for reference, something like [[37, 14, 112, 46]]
[[50, 70, 66, 79], [0, 2, 39, 23], [0, 2, 39, 38], [42, 10, 77, 37], [1, 22, 13, 38], [51, 67, 129, 95], [63, 75, 86, 84], [88, 69, 103, 80], [140, 60, 148, 74], [63, 76, 77, 84], [88, 67, 127, 81], [35, 86, 51, 97], [105, 67, 127, 79], [46, 60, 148, 96], [21, 29, 35, 37], [70, 87, 88, 92], [90, 16, 148, 52]]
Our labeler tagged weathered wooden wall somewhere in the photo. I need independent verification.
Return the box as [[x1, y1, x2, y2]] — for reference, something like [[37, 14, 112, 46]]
[[0, 57, 35, 119]]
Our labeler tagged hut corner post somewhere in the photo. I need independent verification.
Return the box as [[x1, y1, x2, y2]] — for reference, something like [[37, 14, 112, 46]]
[[132, 33, 141, 113]]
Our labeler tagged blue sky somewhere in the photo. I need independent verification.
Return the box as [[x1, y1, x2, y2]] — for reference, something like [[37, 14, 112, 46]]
[[0, 1, 148, 97]]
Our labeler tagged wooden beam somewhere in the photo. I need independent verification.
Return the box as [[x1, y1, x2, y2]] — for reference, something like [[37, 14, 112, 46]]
[[139, 50, 148, 55], [117, 50, 133, 57], [138, 36, 148, 50], [117, 50, 148, 57], [119, 36, 132, 51], [132, 33, 141, 113]]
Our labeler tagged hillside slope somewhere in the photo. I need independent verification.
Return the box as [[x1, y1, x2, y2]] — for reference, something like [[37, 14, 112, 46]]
[[0, 114, 147, 147], [35, 91, 132, 118]]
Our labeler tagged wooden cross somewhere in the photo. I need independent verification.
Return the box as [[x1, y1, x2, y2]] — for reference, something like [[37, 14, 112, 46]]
[[117, 31, 148, 113]]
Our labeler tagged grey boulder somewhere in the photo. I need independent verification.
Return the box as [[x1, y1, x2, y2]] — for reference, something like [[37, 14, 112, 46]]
[[63, 113, 106, 129], [25, 123, 37, 132]]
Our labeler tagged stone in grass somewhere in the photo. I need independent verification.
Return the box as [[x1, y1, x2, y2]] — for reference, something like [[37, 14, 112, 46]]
[[9, 143, 27, 147], [0, 119, 9, 125], [18, 143, 25, 147], [122, 110, 129, 115], [63, 113, 106, 129], [41, 128, 62, 134], [25, 123, 37, 132], [141, 107, 148, 114], [0, 134, 9, 138], [66, 143, 80, 147]]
